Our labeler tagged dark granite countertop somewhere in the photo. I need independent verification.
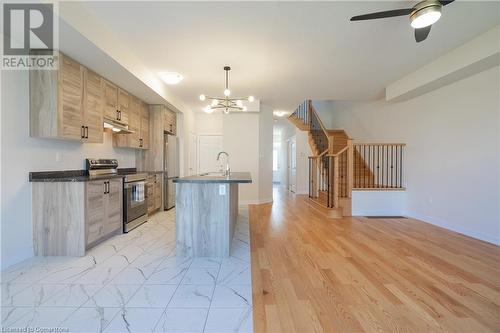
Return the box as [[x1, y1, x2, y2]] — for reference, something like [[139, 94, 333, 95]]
[[173, 172, 252, 184], [29, 168, 149, 182]]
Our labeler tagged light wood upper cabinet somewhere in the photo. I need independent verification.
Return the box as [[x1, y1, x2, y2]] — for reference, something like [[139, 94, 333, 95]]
[[114, 97, 150, 150], [83, 69, 104, 143], [59, 54, 84, 140], [30, 52, 103, 143], [164, 108, 177, 135], [128, 96, 141, 147], [118, 89, 130, 125], [103, 80, 119, 121], [103, 81, 129, 126], [140, 102, 150, 149]]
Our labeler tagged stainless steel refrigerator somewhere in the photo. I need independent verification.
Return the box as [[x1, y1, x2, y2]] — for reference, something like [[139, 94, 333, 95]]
[[164, 133, 179, 210]]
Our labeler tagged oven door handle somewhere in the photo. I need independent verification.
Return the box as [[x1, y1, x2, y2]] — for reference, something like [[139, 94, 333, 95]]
[[124, 180, 146, 189]]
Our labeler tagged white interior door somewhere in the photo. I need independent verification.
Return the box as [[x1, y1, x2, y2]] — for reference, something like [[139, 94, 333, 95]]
[[188, 132, 198, 176], [288, 137, 297, 193], [198, 135, 223, 173]]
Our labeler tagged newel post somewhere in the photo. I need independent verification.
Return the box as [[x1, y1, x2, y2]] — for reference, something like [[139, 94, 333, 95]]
[[347, 139, 354, 198], [333, 155, 339, 208]]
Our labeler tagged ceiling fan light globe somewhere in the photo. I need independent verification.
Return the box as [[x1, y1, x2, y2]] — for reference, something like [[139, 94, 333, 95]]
[[410, 6, 441, 29]]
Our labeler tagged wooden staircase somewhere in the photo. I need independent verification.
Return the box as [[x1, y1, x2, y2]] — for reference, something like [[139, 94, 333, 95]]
[[288, 100, 406, 217], [289, 101, 353, 217]]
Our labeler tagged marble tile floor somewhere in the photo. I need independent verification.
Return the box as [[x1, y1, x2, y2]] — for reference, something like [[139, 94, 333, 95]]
[[1, 208, 252, 333]]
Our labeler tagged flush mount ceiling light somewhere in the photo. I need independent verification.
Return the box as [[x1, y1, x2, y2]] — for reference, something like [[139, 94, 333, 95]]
[[273, 111, 288, 117], [159, 72, 183, 85], [199, 66, 255, 114], [410, 1, 442, 29], [350, 0, 454, 43]]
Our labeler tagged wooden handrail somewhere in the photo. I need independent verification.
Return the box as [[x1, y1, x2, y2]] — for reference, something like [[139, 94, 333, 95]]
[[326, 145, 349, 157], [354, 143, 406, 146], [309, 101, 330, 141]]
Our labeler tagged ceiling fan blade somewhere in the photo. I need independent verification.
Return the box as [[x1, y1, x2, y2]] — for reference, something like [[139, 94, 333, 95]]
[[350, 8, 414, 21], [415, 25, 432, 43], [439, 0, 455, 5]]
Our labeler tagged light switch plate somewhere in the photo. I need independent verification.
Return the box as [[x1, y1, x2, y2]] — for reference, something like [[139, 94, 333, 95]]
[[219, 185, 226, 196]]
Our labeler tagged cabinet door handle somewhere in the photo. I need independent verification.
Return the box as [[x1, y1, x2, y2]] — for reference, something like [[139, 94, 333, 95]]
[[85, 126, 89, 139], [81, 126, 85, 139], [103, 182, 107, 194]]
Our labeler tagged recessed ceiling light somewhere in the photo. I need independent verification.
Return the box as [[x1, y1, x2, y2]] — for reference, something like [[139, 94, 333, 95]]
[[159, 72, 183, 85]]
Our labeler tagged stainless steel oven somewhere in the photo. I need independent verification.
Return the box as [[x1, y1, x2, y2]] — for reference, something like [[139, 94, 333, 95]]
[[123, 173, 148, 232]]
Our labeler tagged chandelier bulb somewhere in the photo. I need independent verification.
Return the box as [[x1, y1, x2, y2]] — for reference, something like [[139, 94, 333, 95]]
[[242, 106, 248, 112], [224, 89, 231, 97], [211, 99, 219, 107], [199, 94, 206, 101], [236, 100, 243, 107], [248, 96, 255, 102]]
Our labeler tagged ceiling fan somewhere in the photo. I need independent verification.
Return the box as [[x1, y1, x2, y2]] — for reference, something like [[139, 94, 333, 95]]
[[350, 0, 455, 42]]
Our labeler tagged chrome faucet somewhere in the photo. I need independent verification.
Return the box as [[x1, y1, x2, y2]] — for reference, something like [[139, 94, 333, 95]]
[[217, 151, 230, 176]]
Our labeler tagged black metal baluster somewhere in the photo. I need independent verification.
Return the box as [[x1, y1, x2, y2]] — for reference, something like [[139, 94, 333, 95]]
[[386, 145, 389, 188], [377, 145, 380, 188], [391, 145, 394, 188]]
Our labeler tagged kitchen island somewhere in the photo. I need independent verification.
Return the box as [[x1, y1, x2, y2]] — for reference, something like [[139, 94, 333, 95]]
[[173, 172, 252, 257]]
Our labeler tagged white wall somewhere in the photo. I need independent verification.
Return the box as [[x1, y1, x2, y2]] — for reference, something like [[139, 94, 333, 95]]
[[223, 113, 261, 204], [195, 113, 223, 135], [259, 105, 273, 203], [1, 70, 136, 269], [189, 109, 273, 205], [352, 191, 406, 216], [320, 66, 500, 245], [280, 120, 312, 194]]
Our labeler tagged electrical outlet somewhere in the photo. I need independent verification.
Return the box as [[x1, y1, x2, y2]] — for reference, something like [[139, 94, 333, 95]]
[[219, 185, 226, 196]]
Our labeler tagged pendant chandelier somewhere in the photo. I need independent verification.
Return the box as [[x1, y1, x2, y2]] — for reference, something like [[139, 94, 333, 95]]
[[199, 66, 255, 114]]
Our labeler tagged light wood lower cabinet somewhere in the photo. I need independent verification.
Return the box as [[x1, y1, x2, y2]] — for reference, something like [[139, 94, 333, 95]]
[[85, 178, 123, 247], [32, 178, 123, 256], [147, 173, 162, 214]]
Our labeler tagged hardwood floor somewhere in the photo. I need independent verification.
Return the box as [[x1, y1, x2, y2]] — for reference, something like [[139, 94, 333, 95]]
[[250, 187, 500, 332]]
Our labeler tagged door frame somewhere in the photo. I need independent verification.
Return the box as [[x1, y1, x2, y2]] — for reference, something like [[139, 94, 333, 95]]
[[188, 131, 198, 176], [287, 136, 297, 193]]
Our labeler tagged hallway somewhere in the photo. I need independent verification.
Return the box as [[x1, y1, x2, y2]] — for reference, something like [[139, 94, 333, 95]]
[[249, 187, 500, 332]]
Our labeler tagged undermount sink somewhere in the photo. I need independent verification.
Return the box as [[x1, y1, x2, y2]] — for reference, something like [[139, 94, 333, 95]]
[[199, 172, 229, 177]]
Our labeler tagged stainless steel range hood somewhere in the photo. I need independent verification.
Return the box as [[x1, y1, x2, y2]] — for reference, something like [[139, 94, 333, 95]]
[[103, 117, 134, 134]]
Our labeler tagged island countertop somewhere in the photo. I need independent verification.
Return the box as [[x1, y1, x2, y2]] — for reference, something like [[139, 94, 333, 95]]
[[173, 172, 252, 184]]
